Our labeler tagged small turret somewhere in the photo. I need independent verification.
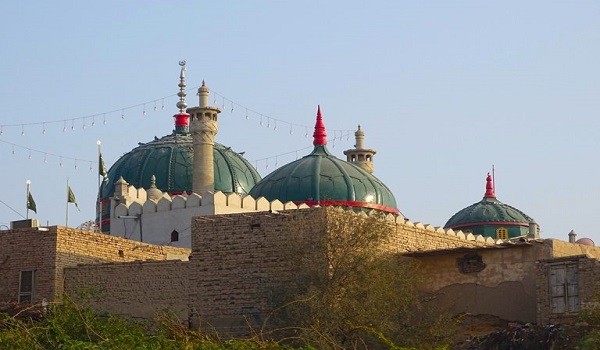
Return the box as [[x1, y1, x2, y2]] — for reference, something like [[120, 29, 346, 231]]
[[147, 175, 163, 201], [343, 125, 377, 174]]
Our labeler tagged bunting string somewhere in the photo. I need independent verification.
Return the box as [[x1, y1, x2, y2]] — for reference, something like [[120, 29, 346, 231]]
[[0, 85, 358, 172], [0, 94, 175, 136], [211, 89, 356, 136], [0, 138, 97, 171]]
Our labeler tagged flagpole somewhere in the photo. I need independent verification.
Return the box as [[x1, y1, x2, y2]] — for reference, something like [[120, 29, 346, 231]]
[[97, 140, 102, 232], [26, 180, 31, 220], [65, 178, 69, 227]]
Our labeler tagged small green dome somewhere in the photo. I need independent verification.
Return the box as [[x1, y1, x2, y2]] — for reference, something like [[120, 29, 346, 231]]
[[100, 132, 261, 199], [444, 174, 536, 239], [248, 107, 398, 214]]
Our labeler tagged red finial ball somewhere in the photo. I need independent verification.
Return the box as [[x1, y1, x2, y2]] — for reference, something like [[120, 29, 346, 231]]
[[313, 105, 327, 146], [484, 173, 496, 198]]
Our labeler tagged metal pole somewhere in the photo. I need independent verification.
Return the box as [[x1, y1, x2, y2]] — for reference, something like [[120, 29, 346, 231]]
[[25, 180, 30, 220], [97, 140, 102, 232], [65, 178, 69, 227], [139, 214, 143, 243]]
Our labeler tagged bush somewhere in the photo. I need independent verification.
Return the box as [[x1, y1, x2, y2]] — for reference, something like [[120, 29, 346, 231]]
[[267, 210, 456, 349], [0, 300, 307, 350]]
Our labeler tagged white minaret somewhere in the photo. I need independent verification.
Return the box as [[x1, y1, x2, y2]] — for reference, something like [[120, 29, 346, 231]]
[[187, 80, 221, 194], [343, 125, 376, 174]]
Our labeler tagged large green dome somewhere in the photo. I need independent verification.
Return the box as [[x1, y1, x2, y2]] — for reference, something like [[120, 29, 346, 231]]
[[444, 174, 536, 239], [100, 132, 261, 199], [249, 108, 398, 214]]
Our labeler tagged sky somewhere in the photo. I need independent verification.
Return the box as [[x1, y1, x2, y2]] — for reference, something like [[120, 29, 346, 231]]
[[0, 1, 599, 242]]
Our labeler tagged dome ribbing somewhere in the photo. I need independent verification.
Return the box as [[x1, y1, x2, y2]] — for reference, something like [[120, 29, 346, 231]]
[[249, 107, 398, 214]]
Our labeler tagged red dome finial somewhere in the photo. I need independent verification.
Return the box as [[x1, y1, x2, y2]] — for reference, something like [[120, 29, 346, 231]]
[[484, 172, 495, 198], [313, 105, 327, 146]]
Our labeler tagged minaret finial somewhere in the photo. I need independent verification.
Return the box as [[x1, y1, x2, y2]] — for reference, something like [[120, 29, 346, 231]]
[[313, 105, 327, 146], [484, 172, 496, 198], [176, 60, 187, 113], [173, 61, 190, 134]]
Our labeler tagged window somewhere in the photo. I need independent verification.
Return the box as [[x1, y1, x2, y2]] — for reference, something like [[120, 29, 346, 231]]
[[171, 230, 179, 242], [549, 262, 579, 313], [18, 270, 35, 303], [496, 227, 508, 240]]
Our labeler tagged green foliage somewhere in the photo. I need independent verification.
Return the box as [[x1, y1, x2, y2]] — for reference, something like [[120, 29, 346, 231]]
[[579, 292, 600, 349], [0, 301, 308, 350], [268, 210, 456, 350]]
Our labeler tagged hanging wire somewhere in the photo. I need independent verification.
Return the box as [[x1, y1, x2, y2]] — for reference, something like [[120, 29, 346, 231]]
[[0, 139, 96, 165], [250, 146, 311, 164], [211, 89, 354, 137]]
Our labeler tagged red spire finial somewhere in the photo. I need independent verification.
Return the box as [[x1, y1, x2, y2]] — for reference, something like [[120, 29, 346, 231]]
[[313, 105, 327, 146], [484, 172, 495, 198]]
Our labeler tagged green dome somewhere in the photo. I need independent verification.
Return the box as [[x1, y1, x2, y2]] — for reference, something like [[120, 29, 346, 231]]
[[100, 132, 261, 199], [444, 174, 536, 239], [249, 107, 398, 214], [249, 145, 398, 213]]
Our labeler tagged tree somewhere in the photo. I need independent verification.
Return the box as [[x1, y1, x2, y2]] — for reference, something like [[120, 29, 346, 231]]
[[267, 208, 455, 350]]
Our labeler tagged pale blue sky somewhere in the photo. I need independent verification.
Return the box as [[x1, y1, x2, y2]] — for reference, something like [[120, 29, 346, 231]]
[[0, 1, 599, 242]]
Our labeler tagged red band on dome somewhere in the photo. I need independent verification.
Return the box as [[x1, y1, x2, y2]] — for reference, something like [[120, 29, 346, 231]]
[[174, 113, 190, 127], [313, 105, 327, 146], [296, 199, 399, 215], [447, 221, 531, 229]]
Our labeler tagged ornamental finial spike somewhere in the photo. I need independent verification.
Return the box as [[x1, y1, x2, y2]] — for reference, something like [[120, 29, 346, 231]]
[[176, 60, 187, 113], [484, 172, 496, 198], [313, 105, 327, 146]]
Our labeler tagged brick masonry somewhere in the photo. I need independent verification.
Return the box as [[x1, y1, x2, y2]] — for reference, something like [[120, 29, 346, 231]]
[[187, 207, 489, 334], [10, 206, 600, 333], [64, 260, 189, 319], [0, 226, 189, 304]]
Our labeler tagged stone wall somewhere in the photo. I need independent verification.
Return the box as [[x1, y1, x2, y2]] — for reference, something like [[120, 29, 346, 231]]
[[188, 207, 494, 335], [64, 260, 189, 320], [189, 208, 328, 334], [53, 226, 190, 299], [547, 239, 600, 259], [0, 225, 190, 305]]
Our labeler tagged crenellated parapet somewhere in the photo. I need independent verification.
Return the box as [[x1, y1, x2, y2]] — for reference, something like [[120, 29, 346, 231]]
[[326, 207, 497, 250], [112, 190, 310, 219]]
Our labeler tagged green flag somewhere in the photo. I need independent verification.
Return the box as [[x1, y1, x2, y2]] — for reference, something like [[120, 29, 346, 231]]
[[67, 186, 80, 211], [99, 152, 108, 180], [27, 191, 37, 213]]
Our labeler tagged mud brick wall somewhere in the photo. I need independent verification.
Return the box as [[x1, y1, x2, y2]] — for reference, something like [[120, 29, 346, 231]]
[[64, 260, 189, 320]]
